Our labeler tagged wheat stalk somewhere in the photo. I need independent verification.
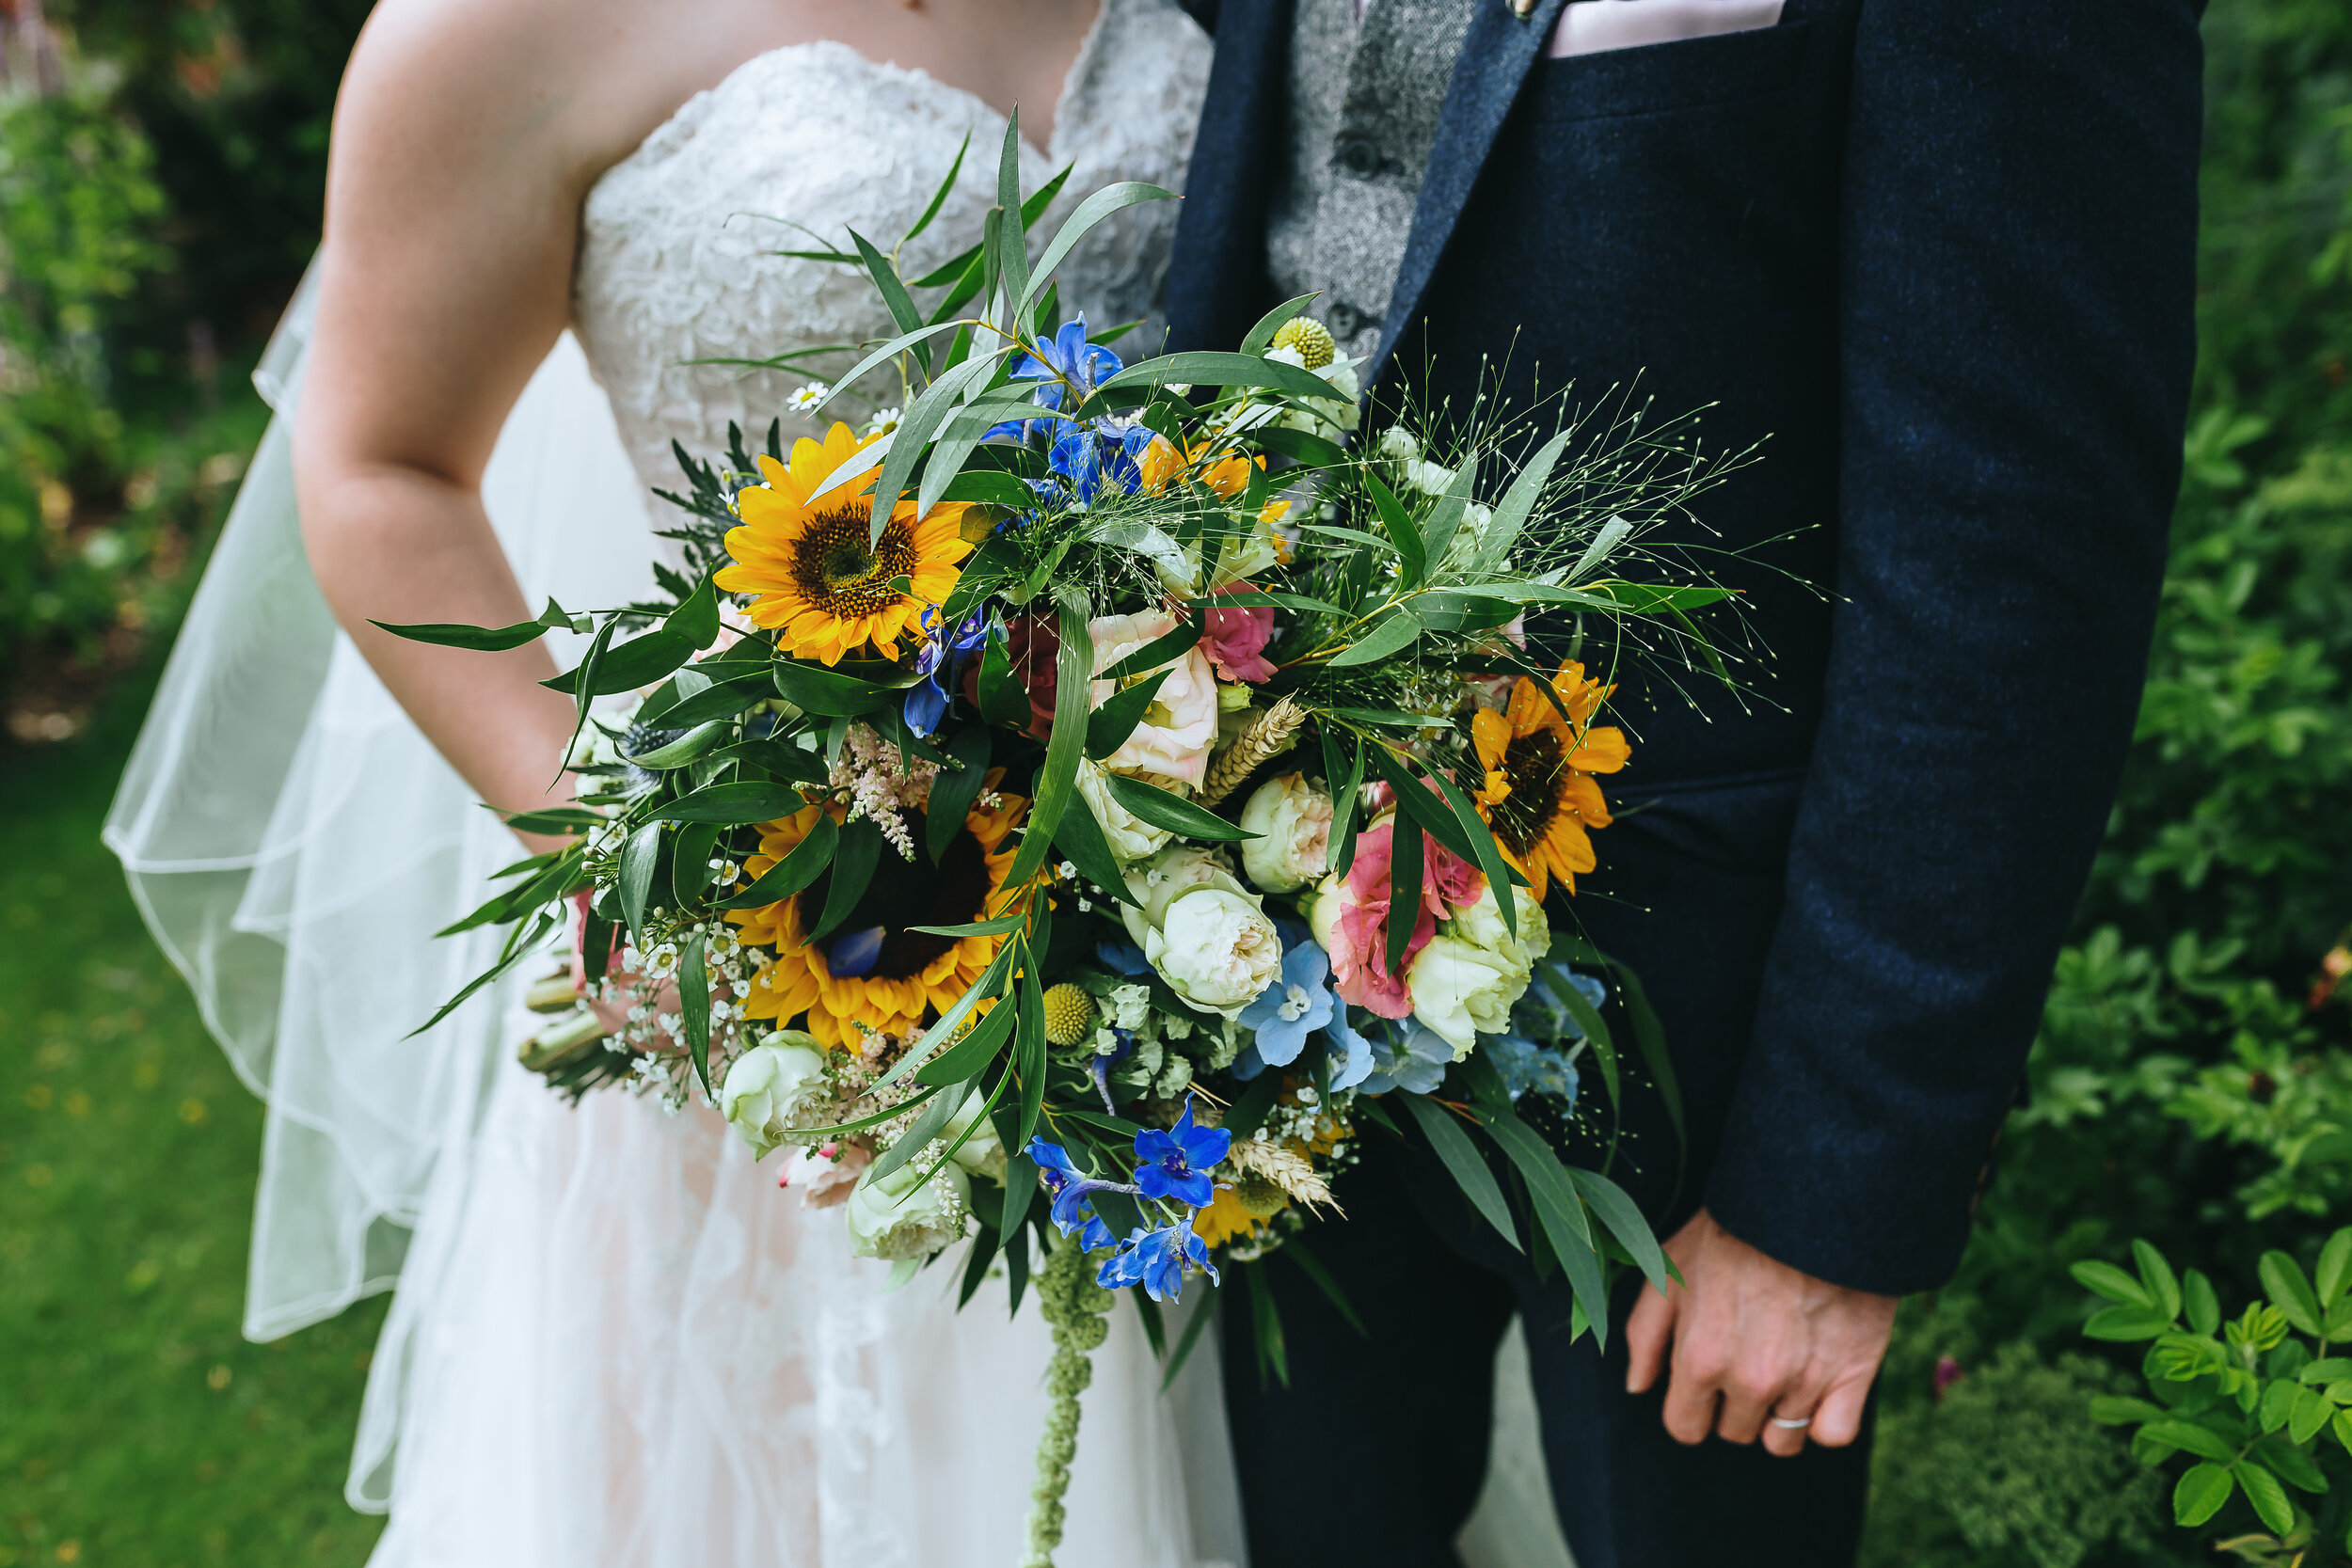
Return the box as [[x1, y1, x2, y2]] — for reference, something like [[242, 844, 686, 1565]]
[[1228, 1134, 1343, 1215], [1198, 696, 1306, 808]]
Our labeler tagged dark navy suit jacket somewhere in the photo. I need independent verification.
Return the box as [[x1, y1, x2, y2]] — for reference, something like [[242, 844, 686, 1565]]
[[1168, 0, 2202, 1294]]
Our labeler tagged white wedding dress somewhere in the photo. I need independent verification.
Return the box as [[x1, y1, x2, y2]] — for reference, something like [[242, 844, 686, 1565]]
[[104, 2, 1576, 1562]]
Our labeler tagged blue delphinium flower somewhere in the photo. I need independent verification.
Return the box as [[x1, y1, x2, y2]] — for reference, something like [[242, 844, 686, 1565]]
[[1094, 938, 1152, 976], [1099, 1222, 1219, 1302], [1357, 1020, 1455, 1096], [1018, 315, 1124, 411], [1237, 942, 1335, 1069], [985, 315, 1127, 447], [1132, 1096, 1231, 1208], [1040, 419, 1156, 510], [1025, 1137, 1117, 1252], [904, 608, 989, 738]]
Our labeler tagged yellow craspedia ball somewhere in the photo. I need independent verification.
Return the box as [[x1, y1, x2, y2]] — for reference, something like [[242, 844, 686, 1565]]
[[1042, 984, 1095, 1047], [1271, 316, 1336, 372]]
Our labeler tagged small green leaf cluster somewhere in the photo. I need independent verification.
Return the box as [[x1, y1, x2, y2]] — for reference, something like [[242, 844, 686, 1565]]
[[2075, 1230, 2352, 1549]]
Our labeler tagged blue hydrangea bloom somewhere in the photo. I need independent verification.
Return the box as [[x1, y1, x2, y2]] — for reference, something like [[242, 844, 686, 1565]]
[[1357, 1021, 1454, 1096], [1098, 1222, 1218, 1302], [1237, 942, 1335, 1069], [1132, 1096, 1231, 1209], [1325, 1003, 1377, 1092], [1486, 1032, 1582, 1107]]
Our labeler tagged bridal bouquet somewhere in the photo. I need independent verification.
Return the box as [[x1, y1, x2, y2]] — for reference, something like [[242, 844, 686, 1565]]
[[388, 125, 1725, 1565]]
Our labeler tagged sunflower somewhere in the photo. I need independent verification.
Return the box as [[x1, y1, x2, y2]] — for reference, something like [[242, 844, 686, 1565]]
[[1470, 661, 1630, 901], [713, 421, 974, 666], [728, 777, 1028, 1050]]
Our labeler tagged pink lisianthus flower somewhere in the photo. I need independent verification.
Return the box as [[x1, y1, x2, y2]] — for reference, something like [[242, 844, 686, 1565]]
[[1089, 610, 1220, 786], [1319, 819, 1438, 1017], [1200, 582, 1277, 684]]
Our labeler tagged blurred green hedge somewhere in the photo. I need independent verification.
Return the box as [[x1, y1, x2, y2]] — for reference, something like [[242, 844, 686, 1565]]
[[0, 0, 364, 731]]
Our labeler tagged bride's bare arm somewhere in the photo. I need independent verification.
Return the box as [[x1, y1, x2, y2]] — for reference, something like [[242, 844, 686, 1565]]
[[294, 0, 669, 847]]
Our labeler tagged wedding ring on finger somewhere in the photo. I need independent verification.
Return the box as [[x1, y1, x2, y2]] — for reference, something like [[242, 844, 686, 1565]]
[[1768, 1415, 1813, 1431]]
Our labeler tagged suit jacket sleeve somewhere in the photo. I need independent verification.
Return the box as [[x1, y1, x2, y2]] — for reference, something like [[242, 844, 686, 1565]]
[[1700, 0, 2203, 1295]]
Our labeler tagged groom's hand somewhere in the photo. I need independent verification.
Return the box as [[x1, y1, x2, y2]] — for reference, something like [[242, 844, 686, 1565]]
[[1623, 1208, 1897, 1458]]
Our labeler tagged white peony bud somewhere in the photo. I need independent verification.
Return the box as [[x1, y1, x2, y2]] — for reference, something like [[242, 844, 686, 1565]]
[[1075, 758, 1174, 864]]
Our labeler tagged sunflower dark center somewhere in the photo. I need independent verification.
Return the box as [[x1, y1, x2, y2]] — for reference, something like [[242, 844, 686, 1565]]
[[798, 819, 994, 981], [789, 503, 919, 616], [1488, 729, 1568, 856]]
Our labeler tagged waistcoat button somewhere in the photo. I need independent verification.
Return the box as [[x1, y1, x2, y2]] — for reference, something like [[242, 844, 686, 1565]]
[[1336, 136, 1380, 179], [1325, 300, 1363, 339]]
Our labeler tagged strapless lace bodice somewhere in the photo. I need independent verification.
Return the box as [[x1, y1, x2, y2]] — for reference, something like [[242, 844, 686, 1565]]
[[573, 0, 1212, 494]]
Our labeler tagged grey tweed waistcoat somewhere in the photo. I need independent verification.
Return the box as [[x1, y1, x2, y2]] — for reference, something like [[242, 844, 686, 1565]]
[[1264, 0, 1480, 363]]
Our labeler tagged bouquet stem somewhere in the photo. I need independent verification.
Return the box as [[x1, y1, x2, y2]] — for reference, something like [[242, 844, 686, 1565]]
[[1022, 1234, 1115, 1568]]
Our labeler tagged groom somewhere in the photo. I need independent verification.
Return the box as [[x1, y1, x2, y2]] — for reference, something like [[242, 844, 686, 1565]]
[[1167, 0, 2203, 1563]]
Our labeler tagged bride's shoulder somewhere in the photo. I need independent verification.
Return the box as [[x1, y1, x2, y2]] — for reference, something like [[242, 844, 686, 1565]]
[[337, 0, 741, 189]]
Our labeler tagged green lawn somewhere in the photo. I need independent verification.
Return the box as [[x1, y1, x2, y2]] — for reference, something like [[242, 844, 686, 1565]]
[[0, 694, 385, 1568]]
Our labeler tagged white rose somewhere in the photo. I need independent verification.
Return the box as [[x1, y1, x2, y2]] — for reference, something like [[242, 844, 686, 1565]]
[[719, 1031, 833, 1157], [941, 1095, 1007, 1180], [1119, 845, 1245, 948], [1120, 847, 1281, 1018], [1406, 457, 1456, 497], [1076, 758, 1174, 864], [844, 1159, 970, 1261], [1449, 883, 1551, 985], [1238, 772, 1334, 894], [1151, 887, 1284, 1017], [1407, 935, 1526, 1057]]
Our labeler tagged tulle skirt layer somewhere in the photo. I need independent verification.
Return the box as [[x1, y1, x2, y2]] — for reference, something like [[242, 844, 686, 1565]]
[[365, 1053, 1246, 1568]]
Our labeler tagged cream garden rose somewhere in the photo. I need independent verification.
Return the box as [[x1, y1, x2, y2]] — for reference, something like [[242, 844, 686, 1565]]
[[1088, 610, 1220, 786], [1237, 771, 1333, 893], [1120, 846, 1283, 1017], [1406, 935, 1528, 1057], [719, 1029, 832, 1157]]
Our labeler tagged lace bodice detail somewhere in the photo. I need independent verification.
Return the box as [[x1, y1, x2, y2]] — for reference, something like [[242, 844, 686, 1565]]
[[573, 0, 1212, 494]]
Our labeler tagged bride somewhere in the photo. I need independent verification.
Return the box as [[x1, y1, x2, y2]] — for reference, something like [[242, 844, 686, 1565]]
[[108, 0, 1239, 1562]]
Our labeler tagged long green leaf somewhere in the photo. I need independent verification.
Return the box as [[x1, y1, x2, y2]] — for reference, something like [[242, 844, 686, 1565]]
[[1104, 772, 1258, 842], [1402, 1094, 1520, 1253], [647, 781, 807, 825], [368, 616, 546, 652], [1481, 1107, 1610, 1346], [619, 820, 661, 943], [914, 994, 1020, 1085], [1015, 964, 1048, 1144], [1417, 451, 1482, 573], [812, 320, 972, 416], [1019, 182, 1178, 316], [1420, 765, 1522, 935], [866, 352, 1005, 544], [867, 1076, 975, 1185], [1096, 351, 1344, 404], [1362, 471, 1426, 588], [927, 723, 994, 863], [1565, 1166, 1673, 1295], [1053, 782, 1145, 906], [871, 942, 1018, 1096], [900, 127, 971, 248], [542, 628, 693, 697], [773, 659, 909, 718], [849, 228, 929, 373], [1471, 428, 1576, 577], [1001, 596, 1095, 894], [1086, 669, 1172, 761], [679, 932, 711, 1093], [1238, 293, 1319, 356], [717, 814, 837, 910], [1385, 811, 1422, 976], [807, 817, 882, 942]]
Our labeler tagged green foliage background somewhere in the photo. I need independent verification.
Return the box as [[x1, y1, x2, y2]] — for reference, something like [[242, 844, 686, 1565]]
[[0, 0, 2346, 1561]]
